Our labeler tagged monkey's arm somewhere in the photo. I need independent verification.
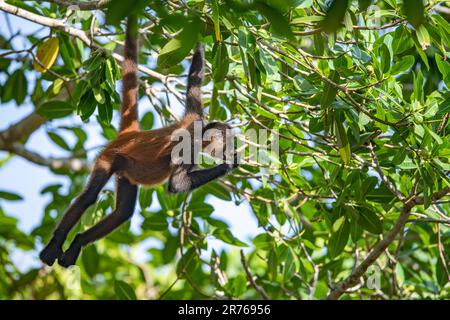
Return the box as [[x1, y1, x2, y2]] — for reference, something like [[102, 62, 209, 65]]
[[168, 163, 235, 193]]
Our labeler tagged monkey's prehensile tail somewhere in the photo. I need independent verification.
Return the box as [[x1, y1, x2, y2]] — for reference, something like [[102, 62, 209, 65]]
[[185, 43, 205, 117], [120, 15, 139, 133]]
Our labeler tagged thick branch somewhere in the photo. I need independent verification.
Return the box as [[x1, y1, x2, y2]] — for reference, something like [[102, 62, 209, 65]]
[[327, 187, 450, 299], [0, 76, 87, 172], [0, 1, 91, 44], [0, 112, 46, 149], [4, 142, 90, 172]]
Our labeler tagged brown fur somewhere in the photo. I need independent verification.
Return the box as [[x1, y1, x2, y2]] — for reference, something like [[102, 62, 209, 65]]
[[120, 18, 139, 133], [100, 113, 201, 186]]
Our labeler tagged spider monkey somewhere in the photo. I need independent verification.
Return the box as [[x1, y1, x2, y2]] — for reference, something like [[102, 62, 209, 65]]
[[39, 15, 238, 268]]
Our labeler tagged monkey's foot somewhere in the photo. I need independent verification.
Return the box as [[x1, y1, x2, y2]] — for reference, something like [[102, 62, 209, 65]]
[[39, 240, 63, 266], [58, 243, 82, 268]]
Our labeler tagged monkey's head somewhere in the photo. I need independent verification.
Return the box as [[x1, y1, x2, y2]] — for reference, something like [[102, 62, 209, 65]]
[[202, 122, 234, 160]]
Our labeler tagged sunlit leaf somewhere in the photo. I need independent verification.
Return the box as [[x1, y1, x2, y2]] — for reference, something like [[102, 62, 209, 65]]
[[34, 37, 59, 73]]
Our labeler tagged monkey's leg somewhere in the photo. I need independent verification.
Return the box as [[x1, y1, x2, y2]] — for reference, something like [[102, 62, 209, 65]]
[[39, 164, 113, 266], [168, 162, 235, 193], [58, 176, 137, 267]]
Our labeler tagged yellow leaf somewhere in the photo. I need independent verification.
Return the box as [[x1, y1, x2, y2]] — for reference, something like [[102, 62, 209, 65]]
[[34, 37, 59, 73], [211, 0, 222, 42], [335, 120, 351, 165]]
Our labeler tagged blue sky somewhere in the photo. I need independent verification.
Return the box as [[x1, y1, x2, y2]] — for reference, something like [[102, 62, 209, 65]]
[[0, 13, 260, 270]]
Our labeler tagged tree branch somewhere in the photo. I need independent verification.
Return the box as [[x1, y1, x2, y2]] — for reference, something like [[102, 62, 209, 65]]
[[0, 112, 46, 149], [33, 0, 111, 10], [240, 250, 270, 300], [368, 142, 405, 201], [4, 142, 90, 172], [0, 113, 90, 172], [326, 187, 450, 299], [434, 5, 450, 16], [0, 1, 169, 83]]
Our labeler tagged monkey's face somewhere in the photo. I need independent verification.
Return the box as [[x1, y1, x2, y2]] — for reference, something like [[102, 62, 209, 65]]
[[202, 122, 234, 160]]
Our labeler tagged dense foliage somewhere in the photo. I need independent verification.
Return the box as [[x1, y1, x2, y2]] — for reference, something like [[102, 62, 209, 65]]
[[0, 0, 449, 299]]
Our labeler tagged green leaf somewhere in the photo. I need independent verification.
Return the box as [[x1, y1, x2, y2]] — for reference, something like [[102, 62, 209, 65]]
[[162, 235, 178, 264], [436, 259, 449, 288], [328, 216, 350, 258], [396, 264, 405, 287], [157, 17, 201, 68], [213, 42, 229, 83], [82, 245, 99, 278], [203, 182, 232, 201], [424, 126, 443, 145], [186, 202, 214, 217], [321, 71, 340, 109], [433, 159, 450, 171], [366, 185, 396, 203], [432, 14, 450, 48], [379, 43, 391, 74], [37, 100, 74, 119], [138, 187, 153, 210], [392, 26, 414, 55], [176, 247, 198, 277], [227, 275, 247, 297], [253, 233, 273, 250], [254, 3, 294, 40], [0, 190, 23, 201], [414, 69, 424, 103], [106, 0, 149, 25], [78, 91, 97, 121], [105, 59, 115, 87], [142, 214, 168, 231], [390, 55, 415, 75], [47, 132, 71, 151], [416, 25, 430, 50], [211, 0, 222, 42], [335, 120, 351, 165], [268, 248, 278, 281], [283, 247, 299, 282], [98, 96, 113, 124], [58, 35, 77, 72], [141, 111, 154, 130], [93, 88, 106, 104], [357, 209, 383, 234], [3, 69, 27, 105], [358, 0, 372, 11], [213, 228, 248, 247], [423, 178, 430, 209], [321, 0, 349, 33], [403, 0, 424, 28], [14, 69, 27, 105], [435, 54, 450, 82], [210, 86, 220, 120], [350, 216, 363, 242], [114, 280, 137, 300]]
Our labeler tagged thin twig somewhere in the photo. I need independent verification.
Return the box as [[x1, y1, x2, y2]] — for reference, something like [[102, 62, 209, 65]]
[[240, 250, 270, 300]]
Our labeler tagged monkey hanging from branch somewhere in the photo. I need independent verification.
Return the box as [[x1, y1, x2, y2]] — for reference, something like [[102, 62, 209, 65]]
[[40, 15, 239, 267]]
